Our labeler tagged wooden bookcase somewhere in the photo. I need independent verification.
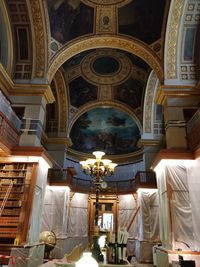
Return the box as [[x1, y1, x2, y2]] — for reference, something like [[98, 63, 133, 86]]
[[0, 162, 37, 246]]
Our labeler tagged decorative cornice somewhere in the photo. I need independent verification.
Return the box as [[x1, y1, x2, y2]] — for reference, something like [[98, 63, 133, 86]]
[[155, 85, 199, 105], [67, 147, 144, 165], [48, 35, 163, 83], [165, 0, 184, 79], [44, 137, 72, 147], [151, 149, 194, 170], [141, 139, 164, 146], [11, 84, 55, 104], [29, 0, 47, 78]]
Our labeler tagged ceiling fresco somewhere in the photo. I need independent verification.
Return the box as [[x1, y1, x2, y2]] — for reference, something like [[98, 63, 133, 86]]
[[118, 0, 165, 44], [70, 107, 141, 155], [113, 77, 144, 110], [47, 0, 94, 44], [69, 77, 97, 108], [44, 0, 168, 158]]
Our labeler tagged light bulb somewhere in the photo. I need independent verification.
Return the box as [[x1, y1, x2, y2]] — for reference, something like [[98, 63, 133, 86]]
[[76, 252, 99, 267], [92, 151, 105, 160], [101, 159, 112, 167]]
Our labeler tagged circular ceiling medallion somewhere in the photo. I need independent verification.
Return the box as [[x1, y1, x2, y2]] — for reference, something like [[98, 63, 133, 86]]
[[81, 0, 133, 7], [81, 49, 132, 85], [92, 56, 120, 75]]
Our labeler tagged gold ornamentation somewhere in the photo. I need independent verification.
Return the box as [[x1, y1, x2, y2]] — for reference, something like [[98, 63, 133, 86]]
[[67, 66, 81, 81], [48, 36, 163, 83], [143, 71, 158, 133], [29, 0, 46, 78], [166, 0, 184, 79], [82, 0, 132, 7], [99, 85, 112, 100], [96, 6, 117, 34], [54, 70, 68, 132], [81, 49, 132, 85]]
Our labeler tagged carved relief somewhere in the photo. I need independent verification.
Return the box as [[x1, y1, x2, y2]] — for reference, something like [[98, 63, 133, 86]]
[[54, 70, 68, 132], [96, 6, 117, 33], [29, 0, 46, 78], [143, 71, 158, 133], [166, 0, 184, 79]]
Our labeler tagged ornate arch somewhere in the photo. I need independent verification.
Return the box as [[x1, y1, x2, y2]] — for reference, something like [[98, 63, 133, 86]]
[[0, 1, 13, 74], [143, 70, 159, 136], [67, 100, 142, 137], [54, 70, 68, 133], [165, 0, 199, 85], [47, 35, 163, 83], [28, 0, 49, 78]]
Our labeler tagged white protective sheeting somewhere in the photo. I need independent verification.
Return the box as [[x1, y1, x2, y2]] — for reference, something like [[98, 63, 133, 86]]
[[137, 190, 160, 242], [118, 194, 137, 239], [118, 194, 138, 257], [156, 166, 172, 248], [67, 193, 88, 237], [8, 245, 45, 267], [187, 158, 200, 250], [165, 164, 194, 250], [28, 159, 49, 244], [155, 160, 198, 251], [41, 186, 70, 238]]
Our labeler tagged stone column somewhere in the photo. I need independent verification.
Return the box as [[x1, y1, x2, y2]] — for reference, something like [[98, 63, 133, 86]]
[[10, 85, 54, 146]]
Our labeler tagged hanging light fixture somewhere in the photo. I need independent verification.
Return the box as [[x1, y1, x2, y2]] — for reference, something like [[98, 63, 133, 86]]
[[80, 151, 117, 182], [80, 151, 117, 262]]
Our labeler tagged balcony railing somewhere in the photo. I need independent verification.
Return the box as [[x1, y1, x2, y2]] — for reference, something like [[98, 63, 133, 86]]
[[186, 108, 200, 151], [0, 112, 21, 149], [48, 167, 136, 194], [48, 168, 157, 194], [135, 171, 157, 190]]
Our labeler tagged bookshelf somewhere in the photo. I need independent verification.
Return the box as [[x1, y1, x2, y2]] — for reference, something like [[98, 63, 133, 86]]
[[0, 162, 37, 245]]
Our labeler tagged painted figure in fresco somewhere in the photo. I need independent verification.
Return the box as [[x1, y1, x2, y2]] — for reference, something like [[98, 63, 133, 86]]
[[47, 0, 93, 44]]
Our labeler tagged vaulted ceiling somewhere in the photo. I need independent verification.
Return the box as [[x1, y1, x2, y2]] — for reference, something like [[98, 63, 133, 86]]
[[1, 0, 170, 165]]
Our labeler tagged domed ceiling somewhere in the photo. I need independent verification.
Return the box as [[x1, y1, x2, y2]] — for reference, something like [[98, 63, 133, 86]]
[[45, 0, 167, 162]]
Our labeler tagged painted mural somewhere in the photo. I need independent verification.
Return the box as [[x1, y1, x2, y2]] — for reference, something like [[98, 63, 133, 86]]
[[118, 0, 165, 44], [70, 107, 141, 155], [183, 27, 196, 62], [114, 77, 143, 110], [46, 0, 94, 44], [69, 77, 97, 108]]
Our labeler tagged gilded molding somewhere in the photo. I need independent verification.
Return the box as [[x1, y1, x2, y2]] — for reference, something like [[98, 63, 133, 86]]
[[81, 49, 132, 85], [67, 147, 144, 164], [82, 0, 132, 7], [143, 71, 158, 133], [48, 35, 163, 83], [29, 0, 46, 78], [54, 70, 68, 132], [166, 0, 184, 79], [67, 66, 81, 81], [99, 85, 112, 100], [95, 6, 117, 34]]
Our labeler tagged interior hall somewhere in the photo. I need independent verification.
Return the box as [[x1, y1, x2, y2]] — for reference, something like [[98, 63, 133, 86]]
[[0, 0, 200, 267]]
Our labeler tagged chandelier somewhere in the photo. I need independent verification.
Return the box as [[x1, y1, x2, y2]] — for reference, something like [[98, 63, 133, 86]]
[[80, 151, 117, 183], [79, 151, 117, 262]]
